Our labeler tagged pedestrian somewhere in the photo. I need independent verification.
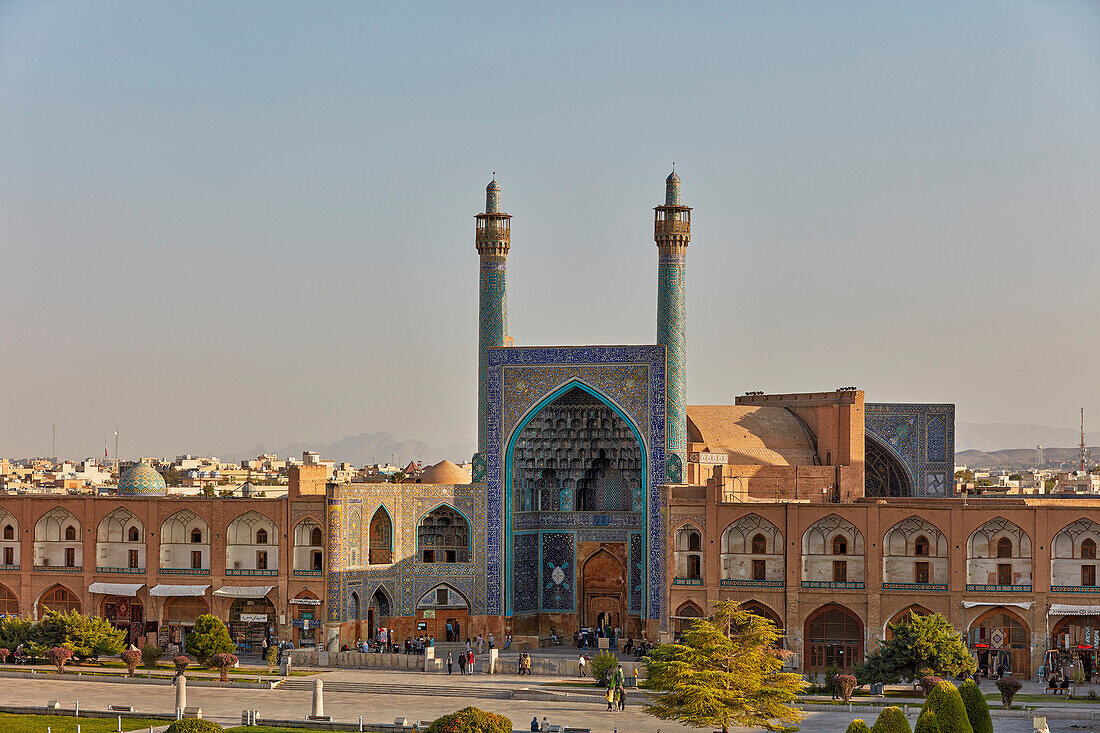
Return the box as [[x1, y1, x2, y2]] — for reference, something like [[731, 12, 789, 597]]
[[478, 634, 484, 654], [446, 621, 454, 642], [504, 634, 512, 649], [447, 652, 453, 675], [632, 667, 639, 686], [530, 716, 540, 732], [488, 632, 494, 649], [467, 649, 475, 674], [457, 650, 466, 675], [578, 653, 587, 677], [617, 685, 626, 711], [466, 637, 472, 654], [606, 686, 614, 711], [540, 716, 548, 731]]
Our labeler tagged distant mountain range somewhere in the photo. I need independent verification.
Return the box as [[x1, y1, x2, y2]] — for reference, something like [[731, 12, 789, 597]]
[[955, 422, 1098, 470], [222, 431, 476, 467]]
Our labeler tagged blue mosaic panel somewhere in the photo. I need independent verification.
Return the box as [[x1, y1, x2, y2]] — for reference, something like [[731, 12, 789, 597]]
[[657, 252, 686, 457], [478, 261, 507, 456], [628, 532, 643, 615], [541, 532, 574, 611], [866, 403, 955, 499], [484, 345, 667, 620], [513, 533, 539, 613]]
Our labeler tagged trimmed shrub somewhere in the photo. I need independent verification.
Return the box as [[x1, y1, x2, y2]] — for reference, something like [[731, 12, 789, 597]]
[[173, 655, 191, 675], [923, 680, 973, 733], [919, 675, 944, 696], [872, 706, 913, 733], [835, 673, 858, 702], [0, 647, 9, 663], [426, 706, 512, 733], [959, 679, 992, 733], [120, 649, 141, 676], [141, 642, 163, 669], [995, 676, 1022, 710], [207, 652, 238, 682], [847, 719, 872, 733], [165, 720, 224, 733], [914, 708, 940, 733], [265, 643, 278, 673], [44, 646, 73, 673]]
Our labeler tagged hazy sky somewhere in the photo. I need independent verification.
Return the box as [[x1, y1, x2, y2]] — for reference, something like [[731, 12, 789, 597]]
[[2, 1, 1098, 460]]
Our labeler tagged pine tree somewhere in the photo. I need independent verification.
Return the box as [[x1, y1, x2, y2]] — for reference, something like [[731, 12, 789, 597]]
[[185, 614, 236, 665], [642, 600, 805, 733], [860, 613, 976, 683]]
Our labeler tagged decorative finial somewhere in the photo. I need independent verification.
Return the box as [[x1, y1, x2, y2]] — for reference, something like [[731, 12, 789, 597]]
[[485, 175, 501, 213]]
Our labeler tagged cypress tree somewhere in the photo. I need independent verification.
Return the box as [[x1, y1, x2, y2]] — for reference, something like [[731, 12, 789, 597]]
[[923, 680, 973, 733], [872, 705, 914, 733], [958, 679, 993, 733]]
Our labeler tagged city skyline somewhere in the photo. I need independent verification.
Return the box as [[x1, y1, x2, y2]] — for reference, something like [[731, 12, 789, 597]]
[[2, 1, 1098, 459]]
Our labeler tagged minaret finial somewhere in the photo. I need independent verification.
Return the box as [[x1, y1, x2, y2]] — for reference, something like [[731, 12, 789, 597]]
[[486, 175, 501, 213], [665, 167, 682, 206]]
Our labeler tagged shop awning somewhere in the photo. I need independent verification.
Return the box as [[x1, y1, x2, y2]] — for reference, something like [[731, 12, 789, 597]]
[[149, 585, 209, 597], [962, 601, 1033, 610], [1049, 604, 1100, 616], [88, 583, 144, 596], [213, 586, 274, 599]]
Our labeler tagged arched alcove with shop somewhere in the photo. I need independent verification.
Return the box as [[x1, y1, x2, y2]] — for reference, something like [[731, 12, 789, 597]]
[[804, 604, 864, 671], [227, 594, 275, 656], [416, 584, 469, 642], [161, 595, 209, 654], [967, 606, 1030, 677], [368, 587, 393, 642], [0, 584, 18, 616], [673, 601, 703, 639], [291, 590, 321, 648]]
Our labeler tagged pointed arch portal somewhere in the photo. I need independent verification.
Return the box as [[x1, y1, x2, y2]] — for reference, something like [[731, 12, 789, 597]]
[[865, 433, 914, 497]]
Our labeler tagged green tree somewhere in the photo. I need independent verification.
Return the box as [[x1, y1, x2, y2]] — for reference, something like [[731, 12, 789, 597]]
[[165, 721, 224, 733], [871, 706, 913, 733], [185, 614, 236, 665], [589, 650, 619, 686], [0, 617, 34, 651], [391, 471, 406, 484], [642, 600, 805, 733], [859, 613, 975, 683], [33, 609, 124, 660], [922, 680, 973, 733], [847, 720, 872, 733], [141, 642, 163, 669], [426, 706, 511, 733], [958, 679, 992, 733]]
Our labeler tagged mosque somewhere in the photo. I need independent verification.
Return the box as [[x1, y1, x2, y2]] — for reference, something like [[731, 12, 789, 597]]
[[321, 172, 1100, 677]]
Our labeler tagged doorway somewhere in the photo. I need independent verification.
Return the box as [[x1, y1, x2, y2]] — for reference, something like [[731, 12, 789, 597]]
[[581, 549, 624, 632]]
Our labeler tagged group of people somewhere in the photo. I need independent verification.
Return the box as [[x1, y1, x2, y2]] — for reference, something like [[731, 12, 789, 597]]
[[516, 651, 534, 675], [1047, 671, 1073, 693], [444, 648, 478, 675], [342, 634, 436, 655]]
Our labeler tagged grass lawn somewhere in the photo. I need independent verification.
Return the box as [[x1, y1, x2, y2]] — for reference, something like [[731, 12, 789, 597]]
[[0, 712, 165, 732], [223, 728, 351, 733], [983, 693, 1100, 704]]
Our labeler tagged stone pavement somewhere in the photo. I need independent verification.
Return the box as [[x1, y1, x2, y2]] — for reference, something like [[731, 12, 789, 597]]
[[0, 670, 1097, 733]]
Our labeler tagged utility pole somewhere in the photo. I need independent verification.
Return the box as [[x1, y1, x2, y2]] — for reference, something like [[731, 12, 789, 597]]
[[1081, 408, 1088, 473], [51, 423, 56, 465], [115, 430, 119, 470]]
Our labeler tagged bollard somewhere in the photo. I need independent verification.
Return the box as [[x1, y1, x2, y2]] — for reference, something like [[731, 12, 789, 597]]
[[177, 674, 189, 706], [359, 715, 363, 731], [312, 678, 324, 718], [75, 700, 79, 717], [118, 715, 122, 731]]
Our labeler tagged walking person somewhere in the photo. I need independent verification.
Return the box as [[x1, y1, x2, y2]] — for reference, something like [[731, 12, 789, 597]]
[[578, 653, 587, 677], [477, 634, 484, 654], [617, 685, 626, 711], [467, 649, 475, 674], [446, 651, 453, 675], [488, 632, 494, 650], [606, 686, 615, 711], [457, 650, 466, 675]]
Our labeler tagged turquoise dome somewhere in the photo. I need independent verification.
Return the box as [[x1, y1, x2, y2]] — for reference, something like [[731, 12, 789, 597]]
[[118, 462, 167, 496]]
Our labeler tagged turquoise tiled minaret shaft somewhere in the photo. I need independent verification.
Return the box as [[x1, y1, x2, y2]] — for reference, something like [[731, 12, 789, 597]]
[[655, 170, 690, 465], [476, 178, 511, 456]]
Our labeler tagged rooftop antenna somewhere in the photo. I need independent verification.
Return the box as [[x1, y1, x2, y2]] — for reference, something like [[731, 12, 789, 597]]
[[1081, 408, 1088, 472]]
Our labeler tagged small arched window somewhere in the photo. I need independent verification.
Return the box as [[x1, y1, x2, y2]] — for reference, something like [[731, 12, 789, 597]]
[[688, 531, 701, 552], [996, 538, 1012, 558], [255, 528, 268, 545], [914, 536, 929, 556], [191, 528, 203, 544], [64, 526, 76, 541], [832, 535, 847, 555], [2, 525, 13, 540], [311, 527, 322, 546], [751, 533, 767, 554], [127, 526, 140, 542], [1083, 539, 1097, 559]]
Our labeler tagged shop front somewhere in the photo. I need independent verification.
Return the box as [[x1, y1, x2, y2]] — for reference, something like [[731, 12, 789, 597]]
[[149, 584, 210, 655], [90, 583, 148, 648], [1049, 604, 1100, 682], [216, 586, 276, 657], [968, 606, 1031, 677], [291, 592, 321, 648]]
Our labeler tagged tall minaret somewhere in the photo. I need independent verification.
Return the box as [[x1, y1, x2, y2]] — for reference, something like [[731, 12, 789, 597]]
[[655, 170, 690, 465], [476, 177, 511, 456]]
